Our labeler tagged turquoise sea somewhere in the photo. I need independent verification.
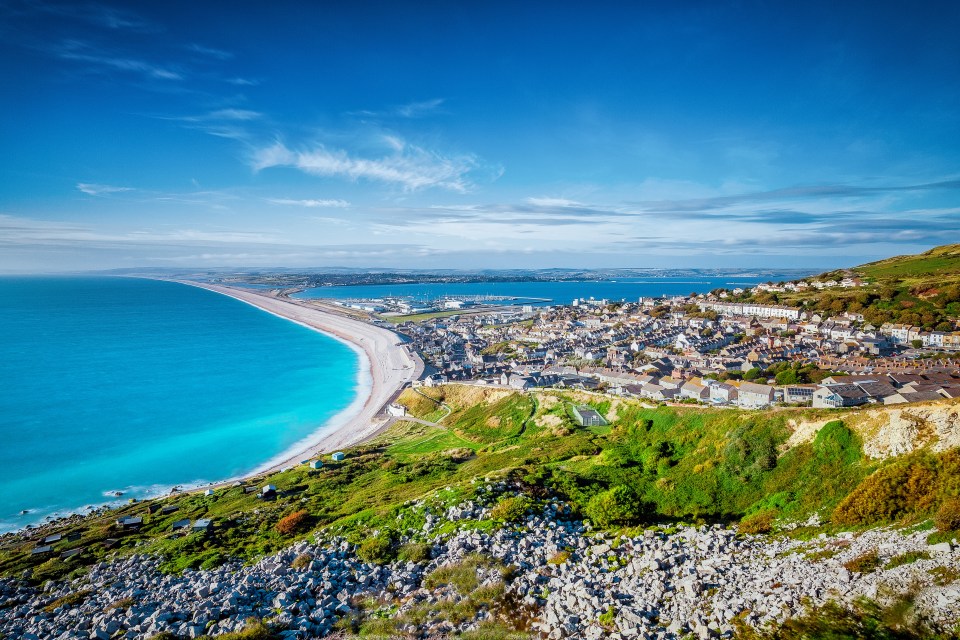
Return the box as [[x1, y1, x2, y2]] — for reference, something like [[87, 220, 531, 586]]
[[0, 277, 362, 532]]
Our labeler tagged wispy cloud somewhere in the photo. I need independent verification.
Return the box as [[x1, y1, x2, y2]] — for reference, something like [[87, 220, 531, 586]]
[[525, 197, 583, 207], [251, 138, 482, 192], [350, 98, 446, 119], [186, 43, 233, 60], [629, 178, 960, 213], [267, 198, 350, 208], [396, 98, 445, 118], [153, 108, 263, 140], [55, 40, 182, 80], [76, 182, 133, 196]]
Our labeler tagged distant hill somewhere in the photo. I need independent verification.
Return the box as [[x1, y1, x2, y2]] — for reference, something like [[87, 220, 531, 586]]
[[735, 244, 960, 331], [854, 243, 960, 284]]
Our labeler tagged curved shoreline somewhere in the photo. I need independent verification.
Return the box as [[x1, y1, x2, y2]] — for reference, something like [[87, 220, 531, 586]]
[[175, 281, 423, 475]]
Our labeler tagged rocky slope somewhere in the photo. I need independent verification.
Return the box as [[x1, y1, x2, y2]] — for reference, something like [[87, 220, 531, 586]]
[[2, 483, 958, 640]]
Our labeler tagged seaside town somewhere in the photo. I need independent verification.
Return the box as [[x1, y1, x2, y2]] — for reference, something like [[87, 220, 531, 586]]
[[321, 275, 960, 412]]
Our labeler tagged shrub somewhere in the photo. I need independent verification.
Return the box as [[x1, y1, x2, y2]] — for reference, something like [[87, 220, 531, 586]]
[[397, 542, 433, 563], [585, 485, 644, 528], [935, 497, 960, 532], [490, 496, 531, 522], [884, 551, 930, 570], [275, 510, 310, 536], [106, 597, 135, 611], [733, 598, 933, 640], [290, 553, 312, 570], [832, 455, 939, 526], [357, 534, 395, 564], [200, 618, 274, 639], [843, 549, 881, 574], [739, 510, 776, 535], [598, 605, 616, 628], [547, 550, 571, 565], [43, 589, 91, 613]]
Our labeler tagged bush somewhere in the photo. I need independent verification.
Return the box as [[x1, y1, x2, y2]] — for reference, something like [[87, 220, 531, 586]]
[[290, 553, 312, 570], [397, 542, 432, 563], [832, 455, 940, 526], [357, 534, 395, 564], [490, 495, 531, 522], [733, 598, 934, 640], [585, 485, 644, 528], [843, 549, 881, 574], [275, 510, 311, 536], [739, 510, 776, 535], [935, 497, 960, 532]]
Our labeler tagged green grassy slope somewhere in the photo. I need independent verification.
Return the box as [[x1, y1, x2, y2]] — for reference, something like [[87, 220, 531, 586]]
[[741, 243, 960, 329], [2, 386, 958, 585]]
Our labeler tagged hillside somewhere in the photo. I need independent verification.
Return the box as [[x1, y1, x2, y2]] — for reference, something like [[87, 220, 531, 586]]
[[739, 243, 960, 330], [855, 243, 960, 283], [1, 386, 959, 639]]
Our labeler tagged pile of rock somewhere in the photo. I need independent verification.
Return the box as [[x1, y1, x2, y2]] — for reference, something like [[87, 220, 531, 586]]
[[1, 492, 958, 640]]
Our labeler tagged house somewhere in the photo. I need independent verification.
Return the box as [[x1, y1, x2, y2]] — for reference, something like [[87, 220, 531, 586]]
[[883, 391, 946, 405], [783, 386, 815, 404], [31, 545, 52, 556], [161, 505, 179, 515], [204, 489, 215, 496], [709, 382, 738, 403], [42, 533, 62, 545], [387, 403, 407, 417], [571, 405, 608, 427], [738, 382, 775, 407], [812, 384, 869, 409], [423, 374, 448, 387], [309, 460, 324, 470], [332, 451, 346, 462], [679, 380, 710, 400], [261, 484, 277, 498]]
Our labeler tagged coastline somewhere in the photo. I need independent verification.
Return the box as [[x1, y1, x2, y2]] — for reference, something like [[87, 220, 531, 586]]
[[173, 281, 423, 476]]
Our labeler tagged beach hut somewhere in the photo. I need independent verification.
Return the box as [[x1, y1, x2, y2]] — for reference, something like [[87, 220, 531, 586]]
[[60, 548, 82, 560], [192, 519, 213, 533], [171, 519, 191, 531], [204, 489, 215, 496], [161, 505, 179, 515], [42, 533, 62, 545], [31, 545, 52, 556], [261, 484, 277, 498], [309, 460, 323, 469], [331, 451, 345, 462], [115, 516, 142, 530]]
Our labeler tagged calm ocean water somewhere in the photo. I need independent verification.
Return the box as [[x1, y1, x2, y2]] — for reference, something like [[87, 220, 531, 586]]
[[0, 277, 361, 532], [291, 276, 797, 305]]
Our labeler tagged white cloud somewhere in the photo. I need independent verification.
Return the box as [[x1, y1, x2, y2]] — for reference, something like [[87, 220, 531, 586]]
[[396, 98, 445, 118], [525, 197, 582, 207], [267, 198, 350, 208], [76, 183, 133, 196], [186, 44, 233, 60], [251, 139, 480, 192], [57, 42, 182, 80]]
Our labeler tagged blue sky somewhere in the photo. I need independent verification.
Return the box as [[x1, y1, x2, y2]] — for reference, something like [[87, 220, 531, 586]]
[[1, 1, 959, 272]]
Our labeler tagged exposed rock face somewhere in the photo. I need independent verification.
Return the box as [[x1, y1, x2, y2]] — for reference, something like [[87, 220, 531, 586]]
[[862, 404, 960, 458], [787, 400, 960, 459], [1, 497, 958, 640]]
